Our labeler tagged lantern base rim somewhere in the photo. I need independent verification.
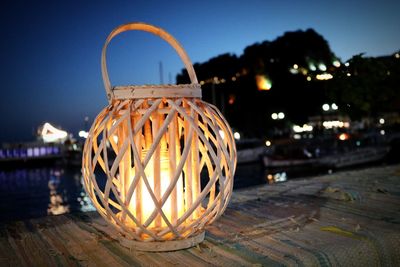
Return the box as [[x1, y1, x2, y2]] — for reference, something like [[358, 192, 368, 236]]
[[118, 231, 205, 252]]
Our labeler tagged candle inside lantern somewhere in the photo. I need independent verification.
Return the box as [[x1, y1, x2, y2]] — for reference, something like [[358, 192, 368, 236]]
[[131, 150, 176, 228], [119, 147, 187, 231]]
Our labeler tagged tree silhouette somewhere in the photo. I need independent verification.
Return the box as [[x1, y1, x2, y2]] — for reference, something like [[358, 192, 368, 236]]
[[327, 53, 400, 119], [177, 29, 400, 138]]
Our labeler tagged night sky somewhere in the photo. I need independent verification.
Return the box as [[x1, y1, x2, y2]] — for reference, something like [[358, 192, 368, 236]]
[[1, 0, 399, 142]]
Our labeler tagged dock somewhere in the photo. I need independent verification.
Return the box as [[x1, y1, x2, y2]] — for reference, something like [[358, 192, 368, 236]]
[[1, 164, 399, 266]]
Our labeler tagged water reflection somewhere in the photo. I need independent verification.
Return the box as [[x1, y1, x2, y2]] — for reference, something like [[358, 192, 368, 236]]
[[77, 175, 95, 212], [2, 160, 391, 222], [0, 166, 95, 222], [266, 171, 288, 184], [48, 169, 69, 215]]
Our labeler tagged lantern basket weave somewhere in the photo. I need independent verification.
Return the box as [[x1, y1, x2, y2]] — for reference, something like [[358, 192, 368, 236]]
[[82, 22, 237, 251]]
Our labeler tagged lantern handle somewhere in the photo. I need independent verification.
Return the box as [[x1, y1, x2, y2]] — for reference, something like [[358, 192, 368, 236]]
[[101, 22, 199, 102]]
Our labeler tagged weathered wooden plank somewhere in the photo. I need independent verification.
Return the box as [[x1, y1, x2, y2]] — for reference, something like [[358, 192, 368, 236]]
[[0, 164, 399, 266]]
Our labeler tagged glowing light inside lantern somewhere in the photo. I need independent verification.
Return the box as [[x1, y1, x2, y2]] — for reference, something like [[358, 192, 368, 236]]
[[120, 146, 187, 231], [219, 130, 225, 140]]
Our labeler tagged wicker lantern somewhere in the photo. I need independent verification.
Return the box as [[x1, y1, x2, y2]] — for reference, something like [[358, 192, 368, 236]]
[[82, 22, 237, 251]]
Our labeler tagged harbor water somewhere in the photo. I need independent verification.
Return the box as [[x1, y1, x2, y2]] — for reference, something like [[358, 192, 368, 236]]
[[0, 149, 399, 223]]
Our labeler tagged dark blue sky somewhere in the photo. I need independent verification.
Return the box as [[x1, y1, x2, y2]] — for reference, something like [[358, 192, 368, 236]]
[[1, 0, 399, 142]]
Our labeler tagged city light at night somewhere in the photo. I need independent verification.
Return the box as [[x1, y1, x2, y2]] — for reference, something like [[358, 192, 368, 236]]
[[293, 124, 313, 133], [333, 60, 341, 67], [316, 73, 333, 80], [41, 123, 68, 143], [323, 120, 350, 129], [318, 63, 327, 71], [338, 133, 349, 140], [256, 75, 272, 91], [78, 130, 88, 139]]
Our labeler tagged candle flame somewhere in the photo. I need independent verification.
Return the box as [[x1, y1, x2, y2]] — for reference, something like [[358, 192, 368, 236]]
[[124, 150, 185, 230]]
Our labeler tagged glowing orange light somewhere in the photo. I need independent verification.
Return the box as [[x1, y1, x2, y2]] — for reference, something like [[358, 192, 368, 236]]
[[338, 133, 349, 141], [228, 94, 236, 105], [316, 73, 333, 80], [125, 150, 184, 228], [256, 75, 272, 91]]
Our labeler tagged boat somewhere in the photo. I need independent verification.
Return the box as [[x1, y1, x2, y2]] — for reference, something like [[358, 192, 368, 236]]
[[263, 156, 319, 168], [0, 142, 65, 163], [236, 139, 268, 164], [0, 122, 83, 166], [318, 146, 390, 168], [262, 145, 390, 170], [262, 144, 319, 169]]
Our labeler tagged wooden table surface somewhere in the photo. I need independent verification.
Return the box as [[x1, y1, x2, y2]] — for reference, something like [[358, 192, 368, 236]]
[[1, 164, 400, 266]]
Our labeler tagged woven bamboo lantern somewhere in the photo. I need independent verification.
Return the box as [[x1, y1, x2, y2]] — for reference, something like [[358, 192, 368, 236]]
[[82, 22, 237, 251]]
